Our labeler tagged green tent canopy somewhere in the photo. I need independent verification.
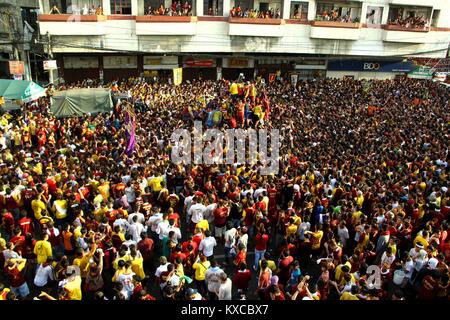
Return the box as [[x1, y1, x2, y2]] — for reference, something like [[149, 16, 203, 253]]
[[50, 88, 113, 118], [0, 79, 46, 103]]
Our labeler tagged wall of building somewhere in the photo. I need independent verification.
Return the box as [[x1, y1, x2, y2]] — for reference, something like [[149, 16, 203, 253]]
[[39, 19, 450, 58], [326, 71, 402, 80]]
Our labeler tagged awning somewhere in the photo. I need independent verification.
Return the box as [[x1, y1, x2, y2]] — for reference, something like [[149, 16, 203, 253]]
[[0, 79, 46, 103]]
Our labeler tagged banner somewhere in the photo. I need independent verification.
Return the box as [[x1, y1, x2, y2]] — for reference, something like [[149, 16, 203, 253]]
[[269, 74, 276, 83], [43, 60, 57, 70], [9, 61, 24, 75], [290, 74, 298, 86], [123, 103, 136, 156], [173, 67, 183, 86]]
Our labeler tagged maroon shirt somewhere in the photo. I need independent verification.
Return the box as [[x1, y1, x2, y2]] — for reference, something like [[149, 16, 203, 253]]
[[4, 265, 26, 287], [233, 269, 252, 290]]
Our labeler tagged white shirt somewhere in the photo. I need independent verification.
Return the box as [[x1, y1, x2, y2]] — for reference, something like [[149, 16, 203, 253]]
[[148, 213, 163, 232], [129, 222, 145, 242], [298, 222, 311, 241], [113, 218, 130, 233], [237, 234, 248, 249], [218, 278, 232, 300], [204, 203, 217, 223], [128, 212, 145, 225], [380, 252, 395, 267], [184, 196, 194, 212], [189, 203, 206, 224], [156, 220, 170, 240], [337, 226, 349, 246], [224, 228, 237, 248], [125, 186, 136, 203], [34, 264, 54, 287], [205, 267, 224, 293], [253, 188, 267, 200], [404, 260, 414, 279], [199, 236, 217, 257]]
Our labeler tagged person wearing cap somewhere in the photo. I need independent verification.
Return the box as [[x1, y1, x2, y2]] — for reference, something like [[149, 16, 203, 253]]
[[185, 287, 202, 300]]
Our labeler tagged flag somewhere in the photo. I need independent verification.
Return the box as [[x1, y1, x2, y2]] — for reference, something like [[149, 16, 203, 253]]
[[269, 73, 276, 83], [123, 103, 135, 156], [173, 67, 183, 86]]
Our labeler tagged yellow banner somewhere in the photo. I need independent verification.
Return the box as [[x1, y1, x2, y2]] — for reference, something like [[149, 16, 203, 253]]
[[173, 67, 183, 86]]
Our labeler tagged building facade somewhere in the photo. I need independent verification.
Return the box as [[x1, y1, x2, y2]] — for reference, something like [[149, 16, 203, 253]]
[[0, 0, 40, 80], [37, 0, 450, 83]]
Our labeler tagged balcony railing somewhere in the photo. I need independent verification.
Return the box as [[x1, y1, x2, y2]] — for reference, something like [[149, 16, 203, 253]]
[[311, 20, 361, 29], [136, 15, 197, 23], [384, 24, 429, 32], [38, 14, 107, 22], [228, 17, 284, 25]]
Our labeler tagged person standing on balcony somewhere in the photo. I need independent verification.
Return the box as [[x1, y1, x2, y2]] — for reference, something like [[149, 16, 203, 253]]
[[95, 5, 103, 15], [49, 5, 61, 14]]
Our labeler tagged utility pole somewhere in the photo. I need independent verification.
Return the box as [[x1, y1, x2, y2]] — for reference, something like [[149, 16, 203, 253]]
[[46, 31, 54, 84]]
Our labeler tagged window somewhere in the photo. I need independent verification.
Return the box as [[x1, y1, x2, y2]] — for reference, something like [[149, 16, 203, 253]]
[[431, 9, 440, 27], [388, 6, 432, 29], [366, 6, 383, 25], [290, 1, 308, 20], [316, 2, 361, 23], [144, 0, 165, 14], [49, 0, 102, 14], [204, 0, 223, 15], [110, 0, 132, 14]]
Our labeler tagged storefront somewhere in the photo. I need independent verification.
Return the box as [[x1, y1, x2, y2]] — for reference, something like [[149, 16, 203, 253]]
[[326, 60, 414, 80], [103, 56, 139, 82], [290, 60, 327, 80], [222, 57, 255, 81], [256, 58, 292, 81], [60, 56, 100, 84], [143, 55, 179, 81], [182, 57, 217, 81]]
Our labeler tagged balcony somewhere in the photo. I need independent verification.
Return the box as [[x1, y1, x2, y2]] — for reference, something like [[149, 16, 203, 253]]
[[38, 14, 107, 35], [310, 20, 361, 40], [383, 24, 431, 43], [228, 17, 285, 37], [389, 0, 435, 6], [135, 15, 198, 35]]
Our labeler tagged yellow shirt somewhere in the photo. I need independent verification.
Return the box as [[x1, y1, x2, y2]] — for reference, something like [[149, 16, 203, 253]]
[[64, 276, 82, 300], [196, 219, 209, 232], [148, 176, 164, 192], [193, 260, 210, 281], [413, 235, 429, 249], [98, 183, 110, 201], [34, 240, 52, 264], [335, 261, 352, 283], [310, 230, 323, 250], [32, 199, 46, 220], [341, 292, 359, 300], [286, 225, 298, 238], [131, 256, 145, 279], [52, 199, 68, 219]]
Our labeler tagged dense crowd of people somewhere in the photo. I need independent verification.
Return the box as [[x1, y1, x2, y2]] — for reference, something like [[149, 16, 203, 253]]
[[230, 7, 281, 19], [316, 9, 360, 23], [0, 76, 448, 301], [389, 13, 429, 29], [147, 2, 193, 16]]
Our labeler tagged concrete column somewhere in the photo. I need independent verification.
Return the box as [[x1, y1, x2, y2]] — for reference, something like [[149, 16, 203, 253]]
[[196, 0, 204, 16], [102, 0, 111, 15], [223, 0, 231, 17], [360, 3, 368, 24], [39, 0, 51, 14], [131, 0, 142, 15], [282, 0, 291, 19], [381, 5, 389, 24], [307, 0, 316, 21]]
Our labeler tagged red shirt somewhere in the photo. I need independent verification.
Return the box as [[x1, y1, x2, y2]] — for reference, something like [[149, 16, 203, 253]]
[[255, 234, 269, 251], [192, 234, 204, 248], [18, 217, 33, 236], [182, 240, 198, 256], [214, 207, 228, 226], [243, 207, 255, 226], [2, 212, 14, 232]]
